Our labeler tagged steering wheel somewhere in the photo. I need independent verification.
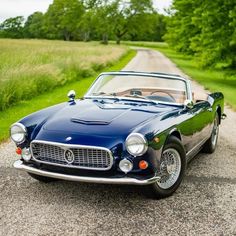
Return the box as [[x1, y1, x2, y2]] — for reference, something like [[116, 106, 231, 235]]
[[150, 91, 176, 102]]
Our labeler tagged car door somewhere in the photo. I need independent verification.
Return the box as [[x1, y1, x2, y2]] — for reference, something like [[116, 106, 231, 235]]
[[179, 100, 212, 154], [190, 101, 213, 146]]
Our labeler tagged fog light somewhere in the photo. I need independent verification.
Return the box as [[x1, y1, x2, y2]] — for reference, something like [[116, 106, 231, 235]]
[[16, 147, 22, 155], [139, 160, 148, 170], [22, 148, 31, 162], [119, 159, 133, 173]]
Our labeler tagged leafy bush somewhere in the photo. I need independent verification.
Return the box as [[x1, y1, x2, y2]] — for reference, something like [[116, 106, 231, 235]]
[[164, 0, 236, 68]]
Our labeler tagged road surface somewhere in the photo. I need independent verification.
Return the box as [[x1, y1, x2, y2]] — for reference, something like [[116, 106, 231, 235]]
[[0, 49, 236, 236]]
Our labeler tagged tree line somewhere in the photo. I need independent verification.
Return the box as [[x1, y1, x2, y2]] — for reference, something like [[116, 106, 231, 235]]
[[0, 0, 166, 44], [164, 0, 236, 68]]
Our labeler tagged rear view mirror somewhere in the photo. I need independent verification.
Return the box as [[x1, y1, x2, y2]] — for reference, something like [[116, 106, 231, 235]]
[[184, 99, 194, 109], [67, 90, 76, 102]]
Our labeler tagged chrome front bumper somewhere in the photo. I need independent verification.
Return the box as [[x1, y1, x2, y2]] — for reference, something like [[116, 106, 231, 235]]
[[14, 160, 160, 185]]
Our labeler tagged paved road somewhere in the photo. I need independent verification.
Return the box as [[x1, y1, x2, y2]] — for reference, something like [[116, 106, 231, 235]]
[[1, 49, 236, 236]]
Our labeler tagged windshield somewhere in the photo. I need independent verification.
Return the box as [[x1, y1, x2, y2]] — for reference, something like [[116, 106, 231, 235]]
[[85, 73, 188, 104]]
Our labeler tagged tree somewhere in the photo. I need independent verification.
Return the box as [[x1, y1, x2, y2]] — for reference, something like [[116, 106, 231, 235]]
[[0, 0, 167, 43], [81, 0, 116, 44], [0, 16, 24, 38], [189, 0, 236, 67], [44, 0, 85, 40], [84, 0, 155, 44], [229, 5, 236, 67], [79, 10, 95, 41], [164, 0, 200, 54], [164, 0, 236, 68], [129, 13, 166, 42], [24, 12, 45, 38], [110, 0, 154, 44], [94, 2, 113, 44]]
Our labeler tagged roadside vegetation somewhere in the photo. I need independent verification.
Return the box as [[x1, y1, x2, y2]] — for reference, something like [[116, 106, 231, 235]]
[[0, 39, 128, 111], [124, 41, 236, 110], [0, 48, 136, 142], [165, 0, 236, 69], [0, 0, 166, 44]]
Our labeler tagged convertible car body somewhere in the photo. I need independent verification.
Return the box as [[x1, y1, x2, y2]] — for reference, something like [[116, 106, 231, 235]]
[[11, 71, 225, 198]]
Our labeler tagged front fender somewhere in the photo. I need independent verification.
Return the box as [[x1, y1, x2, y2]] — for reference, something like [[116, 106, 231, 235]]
[[17, 102, 66, 147], [208, 92, 224, 124]]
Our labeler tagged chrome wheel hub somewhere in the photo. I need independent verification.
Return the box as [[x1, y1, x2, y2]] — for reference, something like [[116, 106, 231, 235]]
[[158, 148, 181, 189], [166, 163, 176, 175]]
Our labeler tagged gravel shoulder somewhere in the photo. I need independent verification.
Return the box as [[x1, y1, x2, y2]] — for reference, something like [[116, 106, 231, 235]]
[[0, 48, 236, 236]]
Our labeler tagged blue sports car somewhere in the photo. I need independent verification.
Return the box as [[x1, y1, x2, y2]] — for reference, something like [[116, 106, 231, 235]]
[[11, 71, 225, 198]]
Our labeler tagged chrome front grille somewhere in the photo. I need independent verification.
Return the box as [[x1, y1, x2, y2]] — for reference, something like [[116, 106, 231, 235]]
[[30, 141, 113, 170]]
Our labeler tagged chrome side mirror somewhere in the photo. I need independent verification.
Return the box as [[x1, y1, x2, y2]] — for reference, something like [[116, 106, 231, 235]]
[[184, 99, 194, 109], [67, 90, 76, 102]]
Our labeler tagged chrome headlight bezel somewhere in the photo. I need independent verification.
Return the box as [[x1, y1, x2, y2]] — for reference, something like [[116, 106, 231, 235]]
[[125, 133, 148, 157], [10, 123, 27, 144]]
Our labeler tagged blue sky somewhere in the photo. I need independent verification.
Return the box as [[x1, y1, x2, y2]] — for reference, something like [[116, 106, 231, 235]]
[[0, 0, 172, 23]]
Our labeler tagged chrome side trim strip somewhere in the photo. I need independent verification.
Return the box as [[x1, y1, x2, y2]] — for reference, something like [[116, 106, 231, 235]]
[[14, 160, 160, 185], [30, 140, 114, 171], [186, 137, 208, 160]]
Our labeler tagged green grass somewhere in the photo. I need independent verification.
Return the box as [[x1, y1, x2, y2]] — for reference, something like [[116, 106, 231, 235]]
[[122, 41, 168, 49], [124, 41, 236, 110], [0, 49, 136, 142], [0, 39, 128, 111]]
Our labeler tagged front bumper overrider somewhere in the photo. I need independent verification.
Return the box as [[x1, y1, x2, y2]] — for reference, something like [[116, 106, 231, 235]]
[[14, 160, 160, 185]]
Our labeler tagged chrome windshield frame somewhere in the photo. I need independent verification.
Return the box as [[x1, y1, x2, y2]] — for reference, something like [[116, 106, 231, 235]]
[[84, 72, 192, 104]]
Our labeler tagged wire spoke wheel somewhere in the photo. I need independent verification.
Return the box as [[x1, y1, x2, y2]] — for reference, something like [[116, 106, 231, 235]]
[[144, 136, 186, 199], [157, 148, 181, 189]]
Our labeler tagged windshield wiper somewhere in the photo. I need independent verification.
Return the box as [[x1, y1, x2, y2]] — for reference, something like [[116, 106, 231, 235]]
[[91, 92, 117, 96], [89, 92, 120, 101], [89, 93, 157, 105], [123, 94, 158, 105]]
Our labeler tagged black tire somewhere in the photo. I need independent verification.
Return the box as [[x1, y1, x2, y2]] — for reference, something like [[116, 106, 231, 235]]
[[28, 173, 57, 183], [144, 136, 186, 199], [202, 113, 219, 154]]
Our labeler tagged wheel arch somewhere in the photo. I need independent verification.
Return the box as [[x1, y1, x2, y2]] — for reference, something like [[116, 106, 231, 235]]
[[169, 129, 182, 141], [165, 128, 182, 144]]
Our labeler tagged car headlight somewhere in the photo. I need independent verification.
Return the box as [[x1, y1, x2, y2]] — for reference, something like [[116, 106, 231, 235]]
[[10, 123, 27, 144], [125, 133, 148, 156]]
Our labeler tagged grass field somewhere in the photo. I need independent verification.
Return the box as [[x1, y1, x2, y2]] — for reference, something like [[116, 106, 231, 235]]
[[0, 46, 136, 142], [0, 39, 128, 111], [124, 41, 236, 110]]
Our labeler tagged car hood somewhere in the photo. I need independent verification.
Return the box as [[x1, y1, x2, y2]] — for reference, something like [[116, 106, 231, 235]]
[[33, 99, 176, 146]]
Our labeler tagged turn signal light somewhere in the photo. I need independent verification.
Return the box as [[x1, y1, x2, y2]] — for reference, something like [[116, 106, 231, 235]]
[[16, 147, 22, 155], [154, 137, 160, 143], [139, 160, 148, 170]]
